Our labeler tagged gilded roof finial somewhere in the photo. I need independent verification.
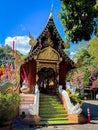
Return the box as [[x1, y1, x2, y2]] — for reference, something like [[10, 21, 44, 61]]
[[49, 4, 54, 19]]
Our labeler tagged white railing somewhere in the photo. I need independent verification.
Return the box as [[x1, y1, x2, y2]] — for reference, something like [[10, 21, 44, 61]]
[[28, 84, 39, 115], [59, 85, 82, 114]]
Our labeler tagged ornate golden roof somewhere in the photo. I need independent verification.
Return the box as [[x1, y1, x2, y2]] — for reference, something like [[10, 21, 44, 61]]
[[24, 14, 75, 68]]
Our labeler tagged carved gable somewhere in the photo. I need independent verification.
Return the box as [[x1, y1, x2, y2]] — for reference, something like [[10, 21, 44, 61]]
[[37, 46, 60, 61]]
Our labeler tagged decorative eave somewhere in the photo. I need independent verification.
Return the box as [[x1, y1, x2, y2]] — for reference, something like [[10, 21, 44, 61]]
[[36, 15, 65, 49], [24, 13, 75, 68], [24, 46, 75, 68], [59, 49, 75, 68]]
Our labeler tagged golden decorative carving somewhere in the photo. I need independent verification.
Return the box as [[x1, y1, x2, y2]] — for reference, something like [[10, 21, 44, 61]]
[[64, 40, 70, 49], [43, 31, 54, 47], [34, 55, 37, 60], [36, 74, 38, 82], [37, 46, 60, 61], [28, 32, 37, 47]]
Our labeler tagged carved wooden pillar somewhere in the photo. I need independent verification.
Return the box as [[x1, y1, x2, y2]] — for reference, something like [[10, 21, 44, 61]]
[[56, 63, 59, 93], [28, 61, 32, 93], [36, 61, 39, 83]]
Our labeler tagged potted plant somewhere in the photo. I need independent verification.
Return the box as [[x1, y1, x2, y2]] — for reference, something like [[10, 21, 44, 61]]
[[0, 91, 20, 130]]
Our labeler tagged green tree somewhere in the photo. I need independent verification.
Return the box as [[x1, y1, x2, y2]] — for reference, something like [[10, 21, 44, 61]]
[[83, 68, 91, 89], [0, 45, 14, 66], [59, 0, 98, 43], [72, 41, 97, 67], [88, 36, 98, 60]]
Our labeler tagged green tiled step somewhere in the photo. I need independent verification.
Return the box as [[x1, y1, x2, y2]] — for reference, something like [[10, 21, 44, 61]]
[[39, 106, 65, 111], [39, 98, 61, 102], [40, 113, 67, 118], [40, 95, 58, 98], [39, 100, 62, 104], [39, 101, 61, 104], [39, 104, 63, 109], [39, 110, 66, 114], [39, 102, 62, 106], [39, 94, 69, 125], [39, 120, 73, 125], [40, 95, 60, 99], [41, 117, 68, 121], [40, 97, 60, 101]]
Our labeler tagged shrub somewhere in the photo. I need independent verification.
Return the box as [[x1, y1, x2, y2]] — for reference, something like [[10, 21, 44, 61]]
[[0, 92, 20, 124]]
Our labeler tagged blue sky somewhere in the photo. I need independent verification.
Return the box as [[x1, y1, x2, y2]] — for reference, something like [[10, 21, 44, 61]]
[[0, 0, 76, 54]]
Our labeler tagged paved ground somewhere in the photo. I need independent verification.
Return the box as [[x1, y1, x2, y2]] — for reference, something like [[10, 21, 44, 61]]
[[81, 100, 98, 120], [13, 121, 98, 130], [13, 100, 98, 130]]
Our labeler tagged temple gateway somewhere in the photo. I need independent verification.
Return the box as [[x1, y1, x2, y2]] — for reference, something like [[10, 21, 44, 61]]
[[20, 13, 75, 94]]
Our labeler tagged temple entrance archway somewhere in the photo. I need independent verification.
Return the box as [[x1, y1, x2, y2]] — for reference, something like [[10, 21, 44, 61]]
[[37, 67, 57, 95]]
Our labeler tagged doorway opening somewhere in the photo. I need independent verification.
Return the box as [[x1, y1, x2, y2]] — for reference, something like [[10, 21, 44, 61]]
[[37, 67, 57, 95]]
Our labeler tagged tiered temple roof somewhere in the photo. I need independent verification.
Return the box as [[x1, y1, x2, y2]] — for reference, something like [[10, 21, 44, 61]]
[[24, 13, 75, 67]]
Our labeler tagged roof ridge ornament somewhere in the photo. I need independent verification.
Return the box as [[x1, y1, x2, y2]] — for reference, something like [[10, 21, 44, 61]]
[[49, 4, 54, 19]]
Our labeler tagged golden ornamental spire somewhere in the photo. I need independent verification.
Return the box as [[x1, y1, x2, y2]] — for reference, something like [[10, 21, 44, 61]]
[[49, 4, 54, 19], [28, 32, 37, 47]]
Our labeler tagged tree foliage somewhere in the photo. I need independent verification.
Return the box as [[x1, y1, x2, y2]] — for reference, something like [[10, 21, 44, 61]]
[[66, 41, 98, 93], [72, 41, 97, 66], [59, 0, 98, 43], [83, 68, 91, 88], [0, 45, 12, 66], [88, 36, 98, 60]]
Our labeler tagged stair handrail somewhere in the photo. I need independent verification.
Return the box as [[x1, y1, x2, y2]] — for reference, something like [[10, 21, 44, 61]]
[[59, 85, 82, 114], [28, 84, 39, 115], [0, 80, 9, 90]]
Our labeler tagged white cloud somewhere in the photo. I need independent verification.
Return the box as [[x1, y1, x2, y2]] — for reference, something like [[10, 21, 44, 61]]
[[70, 51, 78, 63], [70, 52, 75, 58], [4, 36, 31, 54]]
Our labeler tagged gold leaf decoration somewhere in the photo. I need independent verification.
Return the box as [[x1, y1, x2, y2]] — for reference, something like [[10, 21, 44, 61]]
[[64, 40, 70, 49], [75, 58, 82, 68], [28, 32, 37, 46], [15, 51, 24, 66]]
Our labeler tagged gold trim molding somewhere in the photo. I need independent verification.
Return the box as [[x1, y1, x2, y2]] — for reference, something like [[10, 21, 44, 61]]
[[37, 46, 60, 61]]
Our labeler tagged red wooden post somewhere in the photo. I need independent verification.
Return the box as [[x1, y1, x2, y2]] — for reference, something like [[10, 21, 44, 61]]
[[87, 107, 90, 123]]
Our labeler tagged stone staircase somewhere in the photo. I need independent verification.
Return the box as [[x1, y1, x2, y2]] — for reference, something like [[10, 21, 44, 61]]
[[39, 94, 72, 125], [19, 94, 34, 115]]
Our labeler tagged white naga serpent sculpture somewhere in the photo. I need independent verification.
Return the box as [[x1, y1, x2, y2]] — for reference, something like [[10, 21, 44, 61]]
[[59, 85, 82, 114]]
